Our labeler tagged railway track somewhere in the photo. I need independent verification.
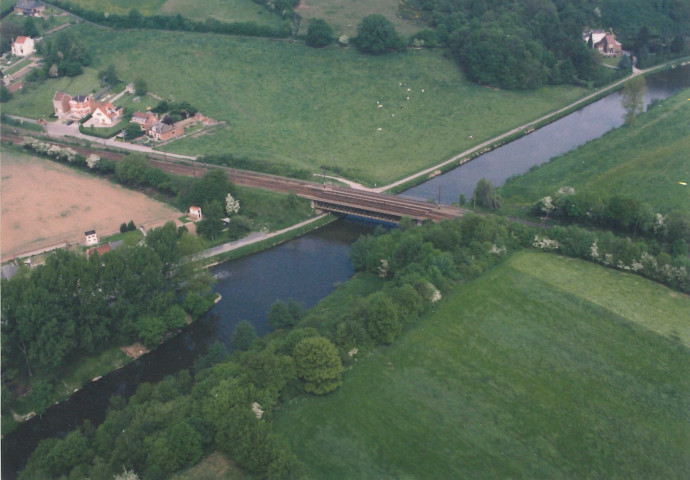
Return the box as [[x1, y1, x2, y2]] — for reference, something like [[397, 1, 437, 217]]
[[2, 133, 466, 222]]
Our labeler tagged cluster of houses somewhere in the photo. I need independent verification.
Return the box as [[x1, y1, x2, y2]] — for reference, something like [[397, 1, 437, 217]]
[[584, 30, 623, 56], [53, 92, 124, 126]]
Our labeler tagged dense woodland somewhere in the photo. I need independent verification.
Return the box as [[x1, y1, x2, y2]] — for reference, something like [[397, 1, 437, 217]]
[[400, 0, 689, 88]]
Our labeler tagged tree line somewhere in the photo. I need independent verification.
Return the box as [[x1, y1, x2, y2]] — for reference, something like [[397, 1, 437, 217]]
[[45, 0, 291, 38], [1, 222, 215, 416]]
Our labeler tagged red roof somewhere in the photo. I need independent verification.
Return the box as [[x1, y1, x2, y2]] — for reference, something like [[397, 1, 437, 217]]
[[14, 36, 30, 44], [53, 91, 71, 102], [86, 244, 111, 259]]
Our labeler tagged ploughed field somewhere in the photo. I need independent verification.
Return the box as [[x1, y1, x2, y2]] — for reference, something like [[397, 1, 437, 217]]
[[274, 251, 690, 478], [1, 151, 181, 261]]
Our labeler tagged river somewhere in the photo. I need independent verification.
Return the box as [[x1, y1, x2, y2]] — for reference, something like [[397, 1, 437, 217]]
[[3, 65, 689, 478], [401, 64, 690, 204]]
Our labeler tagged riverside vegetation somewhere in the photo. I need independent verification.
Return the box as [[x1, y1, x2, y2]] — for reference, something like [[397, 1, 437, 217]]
[[16, 207, 690, 478]]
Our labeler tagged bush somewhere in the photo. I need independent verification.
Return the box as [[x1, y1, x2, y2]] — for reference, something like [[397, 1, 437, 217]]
[[354, 14, 405, 54], [306, 18, 333, 47], [293, 336, 343, 394]]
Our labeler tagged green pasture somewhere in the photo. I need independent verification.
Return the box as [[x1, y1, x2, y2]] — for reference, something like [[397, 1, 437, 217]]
[[2, 9, 75, 34], [112, 92, 159, 112], [56, 0, 167, 16], [1, 67, 100, 119], [500, 88, 690, 213], [157, 0, 287, 28], [60, 25, 590, 185], [296, 0, 424, 36], [234, 185, 317, 231], [275, 251, 690, 478], [55, 0, 287, 28]]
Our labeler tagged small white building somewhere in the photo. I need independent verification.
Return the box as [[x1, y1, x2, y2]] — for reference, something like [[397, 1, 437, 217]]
[[11, 36, 35, 57], [189, 206, 202, 220], [84, 230, 99, 246]]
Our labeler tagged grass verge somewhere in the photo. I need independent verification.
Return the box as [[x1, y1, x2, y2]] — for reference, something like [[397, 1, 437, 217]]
[[500, 87, 690, 213], [202, 214, 337, 265]]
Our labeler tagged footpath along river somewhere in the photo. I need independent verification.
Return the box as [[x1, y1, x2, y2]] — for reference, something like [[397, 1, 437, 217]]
[[3, 64, 690, 478]]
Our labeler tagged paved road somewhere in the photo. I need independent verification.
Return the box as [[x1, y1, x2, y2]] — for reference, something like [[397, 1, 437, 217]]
[[42, 122, 197, 160], [197, 214, 330, 260]]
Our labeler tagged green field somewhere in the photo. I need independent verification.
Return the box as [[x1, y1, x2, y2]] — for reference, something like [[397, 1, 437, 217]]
[[296, 0, 424, 36], [55, 0, 287, 28], [26, 24, 588, 184], [275, 251, 690, 478], [500, 88, 690, 212], [1, 67, 101, 119]]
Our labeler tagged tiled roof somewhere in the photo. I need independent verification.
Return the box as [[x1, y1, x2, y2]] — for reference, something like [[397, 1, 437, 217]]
[[54, 91, 71, 102]]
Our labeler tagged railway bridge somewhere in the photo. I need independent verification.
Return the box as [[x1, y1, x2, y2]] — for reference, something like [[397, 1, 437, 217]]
[[218, 168, 468, 223]]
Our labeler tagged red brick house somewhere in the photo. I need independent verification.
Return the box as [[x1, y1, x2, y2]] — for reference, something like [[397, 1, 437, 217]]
[[595, 34, 622, 55], [131, 111, 159, 132], [149, 121, 184, 141], [69, 94, 96, 119]]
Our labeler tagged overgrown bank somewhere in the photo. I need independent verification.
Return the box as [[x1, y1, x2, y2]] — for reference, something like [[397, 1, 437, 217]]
[[16, 209, 690, 478]]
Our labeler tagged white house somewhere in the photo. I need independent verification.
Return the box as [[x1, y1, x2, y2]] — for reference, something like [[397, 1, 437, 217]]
[[92, 102, 124, 126], [11, 36, 35, 57], [189, 206, 202, 220], [84, 230, 99, 246]]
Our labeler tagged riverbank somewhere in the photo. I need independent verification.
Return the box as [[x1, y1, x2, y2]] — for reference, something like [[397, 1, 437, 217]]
[[1, 291, 220, 437], [375, 56, 690, 195]]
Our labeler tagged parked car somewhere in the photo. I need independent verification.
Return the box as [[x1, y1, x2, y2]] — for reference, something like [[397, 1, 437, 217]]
[[65, 120, 74, 125]]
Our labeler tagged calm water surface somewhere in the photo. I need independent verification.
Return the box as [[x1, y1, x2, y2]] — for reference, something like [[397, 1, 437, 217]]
[[402, 65, 690, 204]]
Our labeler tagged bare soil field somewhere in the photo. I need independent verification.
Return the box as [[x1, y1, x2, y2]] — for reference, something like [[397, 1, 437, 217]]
[[1, 151, 181, 261]]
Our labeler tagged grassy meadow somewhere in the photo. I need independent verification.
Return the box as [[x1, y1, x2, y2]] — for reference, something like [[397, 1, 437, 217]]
[[54, 0, 287, 27], [1, 67, 101, 119], [295, 0, 424, 36], [500, 88, 690, 213], [35, 24, 589, 185], [274, 251, 690, 478]]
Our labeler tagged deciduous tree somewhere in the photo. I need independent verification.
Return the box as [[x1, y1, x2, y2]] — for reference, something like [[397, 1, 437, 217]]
[[293, 336, 343, 394], [621, 76, 646, 125]]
